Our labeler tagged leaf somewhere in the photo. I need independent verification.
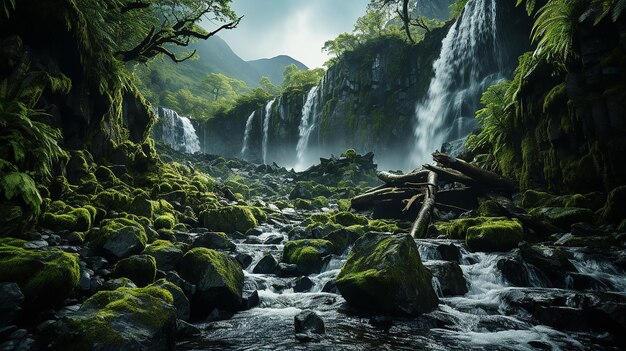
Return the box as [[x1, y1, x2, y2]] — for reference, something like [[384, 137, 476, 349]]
[[1, 171, 42, 216]]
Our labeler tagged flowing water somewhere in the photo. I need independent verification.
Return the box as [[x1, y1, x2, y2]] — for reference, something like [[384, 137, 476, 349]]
[[411, 0, 503, 167], [153, 107, 200, 154], [295, 85, 321, 171], [241, 111, 256, 160], [179, 232, 626, 351], [262, 99, 276, 165]]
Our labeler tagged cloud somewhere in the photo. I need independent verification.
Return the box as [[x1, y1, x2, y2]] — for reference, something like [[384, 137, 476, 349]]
[[210, 0, 370, 68]]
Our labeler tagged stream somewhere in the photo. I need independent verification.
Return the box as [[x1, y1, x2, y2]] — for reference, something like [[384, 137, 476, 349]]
[[178, 223, 626, 351]]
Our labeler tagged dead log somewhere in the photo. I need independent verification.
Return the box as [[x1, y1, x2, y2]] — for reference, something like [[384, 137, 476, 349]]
[[377, 170, 429, 185], [432, 152, 517, 192], [409, 171, 438, 238], [487, 194, 561, 235], [351, 187, 422, 211], [423, 163, 476, 186]]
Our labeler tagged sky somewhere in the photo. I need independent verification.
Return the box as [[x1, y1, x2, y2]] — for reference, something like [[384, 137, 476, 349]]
[[210, 0, 370, 68]]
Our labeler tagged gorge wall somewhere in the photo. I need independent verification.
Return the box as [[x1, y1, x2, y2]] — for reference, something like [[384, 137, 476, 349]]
[[187, 1, 533, 171]]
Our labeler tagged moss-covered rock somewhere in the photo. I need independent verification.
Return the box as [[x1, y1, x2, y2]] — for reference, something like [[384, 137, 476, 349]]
[[289, 181, 333, 200], [477, 200, 505, 217], [199, 206, 260, 233], [86, 218, 148, 259], [92, 189, 133, 212], [323, 228, 362, 255], [435, 217, 509, 239], [130, 194, 154, 219], [336, 233, 438, 315], [465, 219, 523, 252], [143, 240, 184, 271], [177, 248, 244, 318], [529, 207, 594, 230], [149, 279, 190, 321], [282, 239, 334, 275], [112, 254, 156, 287], [597, 186, 626, 224], [331, 212, 369, 227], [192, 232, 235, 251], [55, 286, 176, 350], [154, 214, 175, 230], [41, 207, 93, 232], [0, 241, 79, 310]]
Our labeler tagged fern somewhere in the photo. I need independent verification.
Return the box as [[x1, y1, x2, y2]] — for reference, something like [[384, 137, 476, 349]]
[[0, 171, 42, 217]]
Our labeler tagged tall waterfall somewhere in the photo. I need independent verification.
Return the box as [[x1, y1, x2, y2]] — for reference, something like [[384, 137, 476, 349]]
[[240, 111, 256, 160], [411, 0, 502, 167], [295, 85, 321, 170], [262, 99, 276, 164], [153, 107, 200, 154]]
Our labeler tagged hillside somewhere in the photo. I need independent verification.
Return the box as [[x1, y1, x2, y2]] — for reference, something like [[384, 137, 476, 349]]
[[248, 55, 309, 85]]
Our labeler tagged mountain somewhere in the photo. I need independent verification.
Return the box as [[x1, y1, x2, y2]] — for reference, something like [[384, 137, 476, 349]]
[[248, 56, 308, 85]]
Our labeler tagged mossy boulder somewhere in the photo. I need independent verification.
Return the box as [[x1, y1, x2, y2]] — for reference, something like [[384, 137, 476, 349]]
[[597, 186, 626, 224], [435, 217, 509, 239], [282, 239, 334, 275], [192, 232, 235, 251], [341, 148, 357, 161], [92, 189, 133, 212], [323, 228, 362, 255], [149, 279, 190, 321], [336, 233, 438, 315], [130, 195, 154, 219], [529, 207, 594, 230], [178, 248, 244, 318], [199, 206, 261, 233], [41, 207, 93, 232], [154, 214, 176, 230], [55, 287, 176, 350], [86, 218, 148, 259], [112, 254, 157, 287], [0, 240, 79, 310], [465, 219, 523, 252], [331, 212, 369, 227], [143, 240, 184, 271], [289, 181, 333, 200]]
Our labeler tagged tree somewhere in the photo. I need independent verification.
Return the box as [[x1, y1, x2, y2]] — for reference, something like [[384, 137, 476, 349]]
[[259, 76, 281, 96], [201, 73, 247, 101], [282, 64, 325, 89]]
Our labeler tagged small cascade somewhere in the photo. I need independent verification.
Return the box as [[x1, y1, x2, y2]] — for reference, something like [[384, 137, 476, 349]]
[[411, 0, 502, 167], [153, 107, 200, 154], [295, 85, 321, 170], [240, 111, 256, 160], [262, 99, 276, 164]]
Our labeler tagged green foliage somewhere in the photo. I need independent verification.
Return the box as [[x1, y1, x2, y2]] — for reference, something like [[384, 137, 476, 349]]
[[0, 171, 42, 218], [449, 0, 469, 18], [282, 64, 325, 89]]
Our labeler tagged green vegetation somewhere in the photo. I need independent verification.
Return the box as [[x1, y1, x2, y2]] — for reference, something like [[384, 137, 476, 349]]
[[112, 254, 157, 287], [465, 219, 523, 252], [282, 239, 334, 275]]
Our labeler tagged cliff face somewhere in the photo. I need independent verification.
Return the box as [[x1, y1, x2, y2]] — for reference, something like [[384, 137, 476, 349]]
[[194, 1, 532, 170]]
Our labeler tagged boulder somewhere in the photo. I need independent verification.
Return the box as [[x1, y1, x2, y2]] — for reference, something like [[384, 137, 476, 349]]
[[150, 279, 190, 321], [497, 256, 530, 286], [252, 253, 278, 274], [192, 232, 236, 251], [282, 239, 334, 275], [436, 243, 461, 262], [596, 186, 626, 224], [0, 283, 24, 327], [143, 240, 184, 271], [294, 310, 324, 342], [336, 233, 438, 315], [112, 254, 157, 287], [465, 219, 523, 252], [424, 261, 468, 296], [177, 248, 244, 318], [86, 218, 148, 259], [0, 239, 79, 310], [323, 228, 362, 255], [235, 253, 253, 269], [530, 207, 594, 230], [54, 287, 176, 350], [199, 206, 266, 233], [293, 276, 314, 292], [276, 263, 301, 278], [101, 278, 137, 291]]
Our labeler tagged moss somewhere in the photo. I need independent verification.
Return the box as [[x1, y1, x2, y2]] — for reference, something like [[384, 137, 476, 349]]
[[130, 195, 154, 219], [41, 207, 92, 232], [478, 200, 505, 217], [92, 189, 132, 212], [86, 218, 148, 259], [58, 286, 175, 350], [289, 181, 333, 200], [154, 214, 175, 230], [435, 217, 509, 239], [340, 148, 357, 161], [0, 243, 80, 309], [337, 199, 351, 212], [282, 239, 334, 275], [529, 207, 594, 230], [49, 175, 71, 199], [294, 198, 314, 210], [199, 206, 259, 233], [94, 166, 117, 183], [324, 228, 362, 254], [367, 219, 401, 233], [112, 255, 156, 287], [331, 212, 369, 227], [597, 186, 626, 224], [465, 219, 523, 252]]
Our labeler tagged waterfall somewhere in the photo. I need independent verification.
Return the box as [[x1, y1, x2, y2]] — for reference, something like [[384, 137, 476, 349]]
[[240, 111, 256, 160], [295, 85, 321, 170], [262, 99, 276, 164], [411, 0, 502, 167], [153, 107, 200, 154]]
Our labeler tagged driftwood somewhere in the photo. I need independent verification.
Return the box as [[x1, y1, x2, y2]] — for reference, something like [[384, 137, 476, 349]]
[[409, 171, 438, 238], [351, 187, 423, 211], [423, 163, 476, 186], [432, 152, 517, 192], [377, 170, 429, 185]]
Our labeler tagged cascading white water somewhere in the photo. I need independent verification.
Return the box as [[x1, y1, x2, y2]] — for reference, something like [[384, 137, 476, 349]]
[[262, 99, 276, 164], [240, 111, 256, 160], [411, 0, 501, 167], [154, 107, 200, 154], [294, 85, 321, 170]]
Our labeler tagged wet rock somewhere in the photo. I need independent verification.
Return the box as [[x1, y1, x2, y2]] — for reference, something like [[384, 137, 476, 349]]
[[112, 254, 157, 287], [78, 267, 93, 291], [235, 253, 253, 269], [293, 276, 314, 292], [0, 283, 24, 327], [282, 239, 334, 275], [465, 218, 523, 252], [86, 218, 147, 260], [246, 227, 264, 236], [321, 279, 339, 294], [529, 207, 594, 230], [520, 245, 575, 288], [143, 240, 184, 271], [294, 310, 324, 342], [53, 286, 176, 350], [252, 253, 278, 274], [165, 272, 196, 296], [244, 236, 263, 244], [436, 243, 461, 262], [151, 279, 190, 321], [242, 290, 260, 309], [336, 233, 438, 315], [263, 234, 284, 245], [101, 277, 137, 291], [497, 256, 530, 287], [176, 319, 201, 338], [276, 263, 301, 278], [323, 228, 362, 255], [369, 316, 393, 332], [178, 248, 244, 318], [192, 232, 236, 251], [424, 261, 468, 296]]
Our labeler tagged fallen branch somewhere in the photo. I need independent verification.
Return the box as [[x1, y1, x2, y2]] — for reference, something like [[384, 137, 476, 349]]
[[377, 170, 429, 185], [423, 163, 476, 186], [409, 171, 438, 238], [351, 187, 422, 211], [432, 152, 517, 192]]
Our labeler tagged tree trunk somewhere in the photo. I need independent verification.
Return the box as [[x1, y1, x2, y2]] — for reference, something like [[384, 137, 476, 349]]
[[409, 171, 438, 238]]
